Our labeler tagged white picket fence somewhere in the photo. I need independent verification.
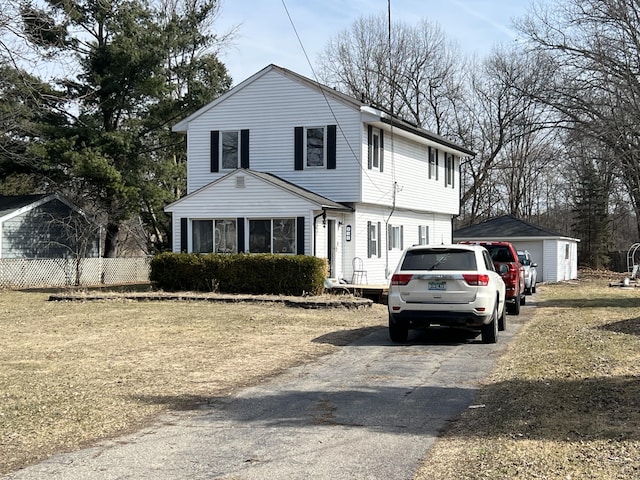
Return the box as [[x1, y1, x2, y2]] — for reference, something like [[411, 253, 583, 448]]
[[0, 257, 151, 289]]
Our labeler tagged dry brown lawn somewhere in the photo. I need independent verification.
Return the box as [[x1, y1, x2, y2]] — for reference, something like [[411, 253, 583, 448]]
[[416, 277, 640, 480], [4, 276, 640, 479], [0, 289, 387, 474]]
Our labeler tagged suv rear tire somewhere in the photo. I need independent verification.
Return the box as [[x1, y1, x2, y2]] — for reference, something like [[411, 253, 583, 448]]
[[481, 305, 499, 344], [388, 315, 408, 343]]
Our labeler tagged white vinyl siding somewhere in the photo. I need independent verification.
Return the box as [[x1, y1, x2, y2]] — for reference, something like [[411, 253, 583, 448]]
[[361, 130, 460, 214], [351, 205, 452, 283], [184, 69, 362, 201], [168, 172, 317, 254]]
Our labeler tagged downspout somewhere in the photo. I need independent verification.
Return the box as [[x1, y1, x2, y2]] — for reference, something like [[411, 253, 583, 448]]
[[312, 209, 327, 256]]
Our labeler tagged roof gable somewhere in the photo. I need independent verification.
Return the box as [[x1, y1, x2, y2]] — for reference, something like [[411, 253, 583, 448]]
[[454, 214, 569, 239], [0, 194, 51, 219], [173, 64, 363, 132]]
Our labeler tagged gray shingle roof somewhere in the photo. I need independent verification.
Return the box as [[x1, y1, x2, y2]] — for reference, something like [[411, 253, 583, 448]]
[[454, 214, 568, 239]]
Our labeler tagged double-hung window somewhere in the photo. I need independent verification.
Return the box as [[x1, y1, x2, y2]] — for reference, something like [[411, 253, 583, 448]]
[[367, 125, 384, 171], [428, 147, 439, 180], [294, 125, 336, 170], [306, 127, 325, 167], [388, 224, 404, 250], [445, 152, 455, 187], [221, 131, 239, 169], [249, 218, 296, 254], [367, 221, 381, 258], [192, 219, 238, 253]]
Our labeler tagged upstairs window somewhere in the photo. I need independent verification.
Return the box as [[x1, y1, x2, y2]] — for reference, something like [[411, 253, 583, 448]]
[[445, 152, 455, 187], [306, 127, 325, 167], [428, 147, 439, 180], [210, 130, 249, 172], [368, 126, 384, 171], [221, 131, 239, 169], [294, 125, 336, 170]]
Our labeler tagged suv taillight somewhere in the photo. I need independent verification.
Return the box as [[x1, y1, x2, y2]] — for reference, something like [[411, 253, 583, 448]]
[[391, 274, 413, 285], [462, 273, 490, 286]]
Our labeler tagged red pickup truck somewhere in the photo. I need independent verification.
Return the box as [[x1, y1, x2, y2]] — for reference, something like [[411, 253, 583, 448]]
[[460, 241, 525, 315]]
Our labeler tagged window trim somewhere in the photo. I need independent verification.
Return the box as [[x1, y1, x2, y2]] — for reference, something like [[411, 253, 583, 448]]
[[191, 218, 238, 254], [428, 147, 439, 180], [388, 224, 404, 250], [220, 130, 240, 170], [248, 217, 297, 254], [305, 126, 326, 168], [444, 152, 455, 187]]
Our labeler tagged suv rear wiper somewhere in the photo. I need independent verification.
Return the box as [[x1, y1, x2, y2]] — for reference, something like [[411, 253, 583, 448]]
[[428, 254, 450, 271]]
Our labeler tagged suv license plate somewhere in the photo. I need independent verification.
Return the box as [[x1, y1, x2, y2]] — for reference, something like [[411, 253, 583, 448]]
[[428, 281, 446, 291]]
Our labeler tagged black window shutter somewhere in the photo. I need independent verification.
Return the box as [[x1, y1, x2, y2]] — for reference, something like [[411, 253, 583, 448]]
[[210, 131, 219, 172], [388, 224, 392, 251], [400, 225, 404, 250], [180, 218, 188, 252], [435, 148, 439, 180], [327, 125, 337, 169], [294, 127, 304, 170], [377, 222, 382, 258], [367, 125, 373, 169], [379, 130, 384, 172], [237, 217, 245, 253], [367, 220, 372, 258], [241, 129, 250, 168], [296, 216, 305, 255]]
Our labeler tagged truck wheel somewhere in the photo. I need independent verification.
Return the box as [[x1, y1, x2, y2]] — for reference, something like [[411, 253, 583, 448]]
[[498, 301, 507, 331], [388, 315, 408, 343], [482, 305, 499, 344], [507, 296, 521, 315]]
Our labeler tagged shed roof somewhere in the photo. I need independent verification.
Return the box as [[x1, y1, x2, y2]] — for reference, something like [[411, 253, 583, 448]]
[[454, 214, 572, 239]]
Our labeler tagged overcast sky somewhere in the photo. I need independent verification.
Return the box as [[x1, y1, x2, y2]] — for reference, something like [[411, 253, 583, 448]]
[[215, 0, 534, 85]]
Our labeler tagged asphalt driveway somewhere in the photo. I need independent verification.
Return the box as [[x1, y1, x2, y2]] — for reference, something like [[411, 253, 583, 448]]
[[2, 310, 528, 480]]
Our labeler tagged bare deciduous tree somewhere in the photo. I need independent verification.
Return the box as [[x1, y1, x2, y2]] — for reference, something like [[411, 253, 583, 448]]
[[316, 13, 463, 134], [517, 0, 640, 239]]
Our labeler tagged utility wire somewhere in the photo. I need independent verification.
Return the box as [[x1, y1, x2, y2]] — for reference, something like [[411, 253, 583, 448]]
[[280, 0, 388, 194]]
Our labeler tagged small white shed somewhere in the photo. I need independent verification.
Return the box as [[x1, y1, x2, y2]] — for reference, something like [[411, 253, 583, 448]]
[[453, 215, 580, 283]]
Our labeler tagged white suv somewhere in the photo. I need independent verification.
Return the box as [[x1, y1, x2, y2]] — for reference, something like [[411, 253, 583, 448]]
[[387, 244, 506, 344]]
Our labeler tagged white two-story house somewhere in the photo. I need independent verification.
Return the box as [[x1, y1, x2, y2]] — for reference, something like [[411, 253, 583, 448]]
[[165, 64, 474, 284]]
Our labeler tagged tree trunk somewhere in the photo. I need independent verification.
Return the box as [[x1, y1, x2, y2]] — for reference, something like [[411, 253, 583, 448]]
[[103, 222, 120, 258]]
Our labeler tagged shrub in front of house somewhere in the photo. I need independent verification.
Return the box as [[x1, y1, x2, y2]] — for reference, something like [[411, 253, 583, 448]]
[[150, 252, 327, 296]]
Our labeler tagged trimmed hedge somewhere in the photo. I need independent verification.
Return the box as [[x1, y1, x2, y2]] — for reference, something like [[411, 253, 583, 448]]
[[149, 252, 328, 296]]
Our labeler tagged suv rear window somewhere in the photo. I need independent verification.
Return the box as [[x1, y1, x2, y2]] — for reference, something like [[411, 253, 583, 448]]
[[485, 245, 515, 262], [401, 249, 477, 271]]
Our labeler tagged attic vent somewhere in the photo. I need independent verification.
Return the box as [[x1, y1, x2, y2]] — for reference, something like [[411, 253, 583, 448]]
[[236, 176, 245, 188]]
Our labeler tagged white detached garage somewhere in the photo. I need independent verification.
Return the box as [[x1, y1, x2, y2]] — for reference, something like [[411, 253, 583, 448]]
[[453, 215, 580, 283]]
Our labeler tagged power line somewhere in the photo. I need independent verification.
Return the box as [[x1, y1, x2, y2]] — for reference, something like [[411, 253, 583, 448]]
[[280, 0, 388, 194]]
